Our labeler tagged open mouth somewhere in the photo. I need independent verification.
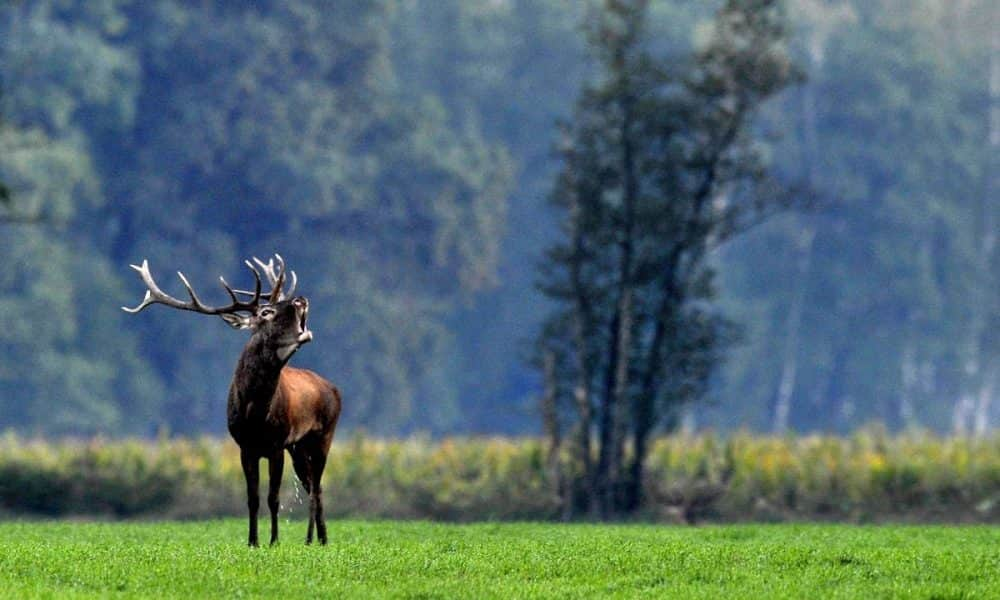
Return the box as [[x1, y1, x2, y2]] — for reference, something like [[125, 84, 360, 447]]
[[278, 306, 312, 362], [296, 305, 312, 344]]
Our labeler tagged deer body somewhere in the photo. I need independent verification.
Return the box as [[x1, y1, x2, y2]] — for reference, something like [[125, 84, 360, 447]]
[[228, 360, 341, 546], [124, 255, 340, 546], [228, 366, 339, 451]]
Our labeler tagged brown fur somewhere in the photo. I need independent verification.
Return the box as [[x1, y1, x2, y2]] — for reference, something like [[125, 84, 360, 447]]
[[277, 368, 342, 447], [226, 298, 341, 547]]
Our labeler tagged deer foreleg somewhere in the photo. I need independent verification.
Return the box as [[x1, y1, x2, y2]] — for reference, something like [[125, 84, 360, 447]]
[[268, 450, 284, 546], [240, 450, 260, 547]]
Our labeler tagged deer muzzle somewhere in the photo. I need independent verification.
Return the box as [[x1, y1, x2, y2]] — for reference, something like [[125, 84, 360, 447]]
[[295, 297, 312, 344]]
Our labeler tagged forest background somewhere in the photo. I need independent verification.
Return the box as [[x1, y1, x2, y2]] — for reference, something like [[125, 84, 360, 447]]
[[0, 0, 996, 440]]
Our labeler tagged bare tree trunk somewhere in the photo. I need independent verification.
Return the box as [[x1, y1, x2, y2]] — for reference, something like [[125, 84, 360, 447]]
[[771, 227, 815, 433], [570, 324, 594, 517], [953, 393, 975, 435], [608, 283, 633, 513], [624, 250, 685, 512], [897, 344, 918, 429], [625, 305, 669, 512], [974, 369, 996, 437], [620, 88, 734, 509], [596, 181, 636, 517], [539, 349, 565, 517], [610, 81, 640, 516], [595, 308, 618, 516], [772, 30, 826, 433], [824, 342, 851, 431], [568, 191, 595, 517], [596, 54, 639, 516], [541, 350, 561, 451]]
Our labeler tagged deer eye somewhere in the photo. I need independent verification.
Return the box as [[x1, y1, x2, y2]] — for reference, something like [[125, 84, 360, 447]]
[[259, 308, 276, 318]]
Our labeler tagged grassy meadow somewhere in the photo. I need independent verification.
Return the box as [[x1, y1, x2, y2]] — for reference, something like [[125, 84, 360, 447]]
[[0, 520, 997, 598]]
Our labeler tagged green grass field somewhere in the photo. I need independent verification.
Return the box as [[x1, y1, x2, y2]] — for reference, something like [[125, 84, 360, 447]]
[[0, 520, 996, 599]]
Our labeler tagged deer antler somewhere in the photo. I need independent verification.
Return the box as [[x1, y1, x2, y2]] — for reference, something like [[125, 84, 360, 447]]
[[121, 260, 264, 315], [233, 254, 297, 303]]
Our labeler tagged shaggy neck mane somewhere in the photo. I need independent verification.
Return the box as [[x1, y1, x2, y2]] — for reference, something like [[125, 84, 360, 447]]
[[231, 335, 285, 413]]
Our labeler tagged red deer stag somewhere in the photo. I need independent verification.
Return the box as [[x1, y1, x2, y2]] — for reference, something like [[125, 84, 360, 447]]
[[123, 255, 341, 546]]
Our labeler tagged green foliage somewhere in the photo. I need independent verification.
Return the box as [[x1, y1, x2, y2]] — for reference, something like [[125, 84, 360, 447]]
[[0, 521, 998, 598], [110, 1, 513, 432], [1, 433, 996, 522], [389, 0, 592, 428], [0, 0, 513, 434]]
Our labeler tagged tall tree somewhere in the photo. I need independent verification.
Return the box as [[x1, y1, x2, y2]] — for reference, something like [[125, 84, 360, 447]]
[[538, 0, 798, 518]]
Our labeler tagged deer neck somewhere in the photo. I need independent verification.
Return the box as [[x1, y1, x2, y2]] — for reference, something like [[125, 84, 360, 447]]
[[230, 336, 285, 419]]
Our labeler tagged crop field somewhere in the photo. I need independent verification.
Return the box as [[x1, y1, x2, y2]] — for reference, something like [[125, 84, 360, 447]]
[[0, 520, 996, 599]]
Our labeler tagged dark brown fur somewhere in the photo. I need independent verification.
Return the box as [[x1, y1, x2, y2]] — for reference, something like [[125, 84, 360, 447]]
[[226, 298, 341, 546]]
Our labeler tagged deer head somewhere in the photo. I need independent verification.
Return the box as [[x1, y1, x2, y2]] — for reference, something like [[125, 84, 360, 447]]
[[122, 254, 313, 362]]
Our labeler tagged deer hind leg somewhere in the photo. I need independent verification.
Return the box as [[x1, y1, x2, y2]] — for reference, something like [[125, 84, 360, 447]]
[[311, 445, 329, 545], [290, 445, 316, 544], [267, 450, 284, 546], [240, 449, 260, 547]]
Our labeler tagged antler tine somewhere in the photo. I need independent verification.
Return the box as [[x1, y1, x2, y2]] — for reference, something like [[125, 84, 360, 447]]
[[121, 262, 151, 313], [252, 256, 276, 282], [122, 260, 185, 314], [219, 276, 239, 304], [232, 254, 297, 301], [242, 260, 264, 305], [242, 254, 290, 302], [269, 254, 286, 303], [177, 271, 210, 311], [122, 259, 263, 316], [121, 288, 155, 314], [219, 260, 261, 306]]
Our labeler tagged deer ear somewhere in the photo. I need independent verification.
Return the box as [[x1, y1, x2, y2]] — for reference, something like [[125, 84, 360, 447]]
[[220, 313, 252, 330]]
